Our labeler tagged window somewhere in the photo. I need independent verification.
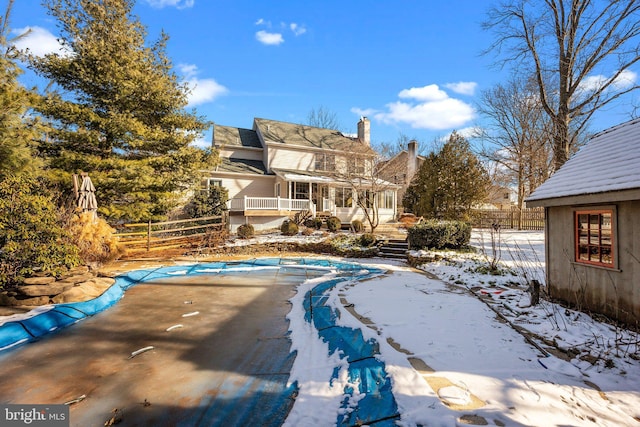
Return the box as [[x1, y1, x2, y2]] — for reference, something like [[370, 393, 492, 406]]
[[575, 210, 614, 267], [377, 190, 395, 209], [315, 153, 336, 171], [335, 187, 353, 208], [293, 182, 309, 200], [201, 178, 221, 194], [347, 158, 366, 175], [358, 190, 374, 208]]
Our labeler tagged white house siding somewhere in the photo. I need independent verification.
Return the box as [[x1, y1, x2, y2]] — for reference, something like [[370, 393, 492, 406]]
[[218, 174, 275, 200], [219, 147, 263, 162], [267, 144, 315, 172]]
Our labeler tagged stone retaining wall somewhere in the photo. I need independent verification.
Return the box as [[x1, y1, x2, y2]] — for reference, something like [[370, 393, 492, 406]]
[[0, 265, 115, 307]]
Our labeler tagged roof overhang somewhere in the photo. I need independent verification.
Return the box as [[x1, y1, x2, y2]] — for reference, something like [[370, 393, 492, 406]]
[[526, 187, 640, 207]]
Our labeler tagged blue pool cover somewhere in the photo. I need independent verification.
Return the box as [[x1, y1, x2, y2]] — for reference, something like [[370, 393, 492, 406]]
[[0, 258, 400, 426]]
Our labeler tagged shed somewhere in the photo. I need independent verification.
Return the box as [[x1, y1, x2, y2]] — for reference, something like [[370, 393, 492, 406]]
[[526, 119, 640, 326]]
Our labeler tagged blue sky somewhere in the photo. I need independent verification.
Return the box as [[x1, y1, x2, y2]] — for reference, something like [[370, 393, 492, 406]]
[[8, 0, 639, 151]]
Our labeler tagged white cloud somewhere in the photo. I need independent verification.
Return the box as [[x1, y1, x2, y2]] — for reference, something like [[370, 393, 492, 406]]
[[368, 84, 475, 131], [444, 81, 477, 96], [290, 23, 307, 36], [440, 126, 481, 141], [179, 63, 228, 106], [256, 30, 284, 46], [613, 69, 637, 90], [143, 0, 194, 9], [399, 84, 448, 101], [579, 69, 638, 92], [11, 26, 69, 57], [190, 136, 210, 149]]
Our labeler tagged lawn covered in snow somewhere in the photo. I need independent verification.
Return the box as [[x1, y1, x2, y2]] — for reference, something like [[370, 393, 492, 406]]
[[284, 229, 640, 426]]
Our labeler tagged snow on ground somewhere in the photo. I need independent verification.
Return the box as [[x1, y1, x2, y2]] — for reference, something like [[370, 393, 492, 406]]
[[285, 229, 640, 426]]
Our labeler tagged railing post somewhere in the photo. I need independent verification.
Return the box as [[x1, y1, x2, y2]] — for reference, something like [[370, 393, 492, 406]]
[[147, 220, 151, 251]]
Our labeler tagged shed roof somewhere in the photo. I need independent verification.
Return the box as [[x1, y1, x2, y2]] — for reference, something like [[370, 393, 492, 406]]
[[526, 118, 640, 203]]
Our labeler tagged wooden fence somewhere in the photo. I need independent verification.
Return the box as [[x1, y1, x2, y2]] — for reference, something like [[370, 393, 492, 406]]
[[114, 214, 227, 253], [471, 208, 545, 230]]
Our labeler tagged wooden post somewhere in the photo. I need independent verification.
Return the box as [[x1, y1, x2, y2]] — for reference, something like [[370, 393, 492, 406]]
[[147, 220, 151, 252], [530, 279, 541, 306]]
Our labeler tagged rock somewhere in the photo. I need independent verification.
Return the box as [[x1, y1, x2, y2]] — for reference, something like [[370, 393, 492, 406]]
[[58, 265, 90, 279], [16, 283, 74, 297], [22, 276, 57, 285], [15, 296, 51, 307], [56, 273, 95, 285], [51, 278, 115, 304], [51, 288, 91, 304]]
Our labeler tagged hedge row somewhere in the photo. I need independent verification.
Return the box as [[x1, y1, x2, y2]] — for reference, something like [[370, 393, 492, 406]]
[[407, 220, 471, 250]]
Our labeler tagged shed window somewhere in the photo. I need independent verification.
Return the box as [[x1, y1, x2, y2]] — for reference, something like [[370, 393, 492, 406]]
[[575, 210, 614, 268]]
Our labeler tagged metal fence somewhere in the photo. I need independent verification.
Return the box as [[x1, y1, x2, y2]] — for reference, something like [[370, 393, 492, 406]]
[[471, 208, 545, 230]]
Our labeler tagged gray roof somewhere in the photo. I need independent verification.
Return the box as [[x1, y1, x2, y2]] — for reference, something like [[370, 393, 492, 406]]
[[254, 118, 371, 152], [213, 125, 262, 148], [216, 158, 269, 175], [527, 118, 640, 202]]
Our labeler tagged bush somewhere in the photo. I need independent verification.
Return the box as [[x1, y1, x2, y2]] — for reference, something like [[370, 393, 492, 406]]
[[0, 176, 82, 285], [305, 217, 323, 230], [407, 220, 471, 250], [326, 216, 341, 232], [68, 212, 123, 264], [281, 220, 299, 236], [237, 223, 255, 239], [351, 219, 364, 233], [184, 186, 229, 218], [359, 233, 376, 247]]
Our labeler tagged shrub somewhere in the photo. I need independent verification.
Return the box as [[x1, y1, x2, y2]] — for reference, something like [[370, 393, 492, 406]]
[[326, 216, 341, 232], [0, 175, 82, 285], [407, 220, 471, 250], [281, 220, 299, 236], [68, 212, 123, 264], [359, 233, 376, 247], [351, 219, 364, 233], [305, 217, 323, 230], [184, 186, 229, 217], [237, 223, 255, 239]]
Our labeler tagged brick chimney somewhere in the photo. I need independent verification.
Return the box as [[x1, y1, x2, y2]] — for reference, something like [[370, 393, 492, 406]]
[[407, 139, 418, 184], [357, 117, 370, 146]]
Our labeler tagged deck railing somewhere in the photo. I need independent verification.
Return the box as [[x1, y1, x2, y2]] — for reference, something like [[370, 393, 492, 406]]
[[229, 196, 315, 214]]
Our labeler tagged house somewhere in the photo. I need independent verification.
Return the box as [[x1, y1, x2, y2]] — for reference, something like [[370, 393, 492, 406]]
[[526, 119, 640, 326], [204, 117, 399, 232], [378, 140, 425, 210]]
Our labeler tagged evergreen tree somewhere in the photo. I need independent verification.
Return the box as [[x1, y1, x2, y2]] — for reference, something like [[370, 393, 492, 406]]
[[404, 132, 489, 220], [29, 0, 214, 221], [0, 0, 43, 178]]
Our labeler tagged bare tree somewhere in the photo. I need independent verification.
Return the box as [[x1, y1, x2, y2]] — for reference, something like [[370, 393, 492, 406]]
[[307, 105, 342, 130], [476, 75, 554, 211], [331, 140, 400, 233], [485, 0, 640, 170]]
